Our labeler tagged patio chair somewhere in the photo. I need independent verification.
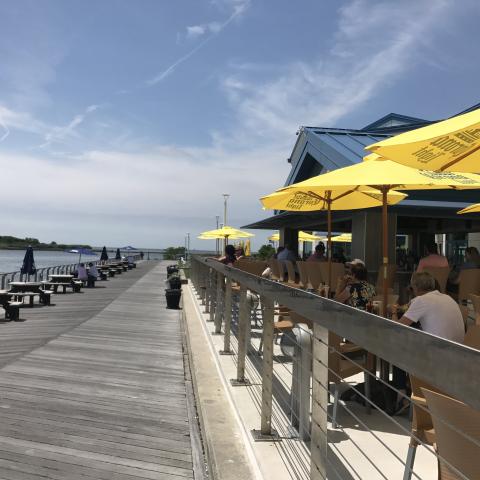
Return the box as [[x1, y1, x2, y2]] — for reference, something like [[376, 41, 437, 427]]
[[422, 388, 480, 480], [404, 375, 440, 480], [319, 263, 345, 294], [329, 331, 372, 428], [296, 261, 310, 289], [306, 262, 323, 292], [285, 261, 302, 288], [422, 266, 450, 293], [375, 264, 397, 293], [267, 258, 280, 281], [468, 293, 480, 325], [464, 324, 480, 350], [457, 269, 480, 305]]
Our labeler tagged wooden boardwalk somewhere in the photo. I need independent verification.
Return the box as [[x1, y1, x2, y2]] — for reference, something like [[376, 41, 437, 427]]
[[0, 262, 196, 479]]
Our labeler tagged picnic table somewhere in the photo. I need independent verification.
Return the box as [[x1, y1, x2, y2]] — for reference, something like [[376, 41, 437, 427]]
[[42, 274, 81, 294], [8, 282, 52, 306]]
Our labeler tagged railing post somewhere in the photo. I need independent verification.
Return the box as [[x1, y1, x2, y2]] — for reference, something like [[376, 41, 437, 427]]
[[220, 277, 233, 355], [291, 324, 313, 441], [1, 274, 5, 289], [208, 268, 216, 322], [230, 285, 250, 386], [213, 271, 224, 334], [252, 295, 279, 440], [310, 323, 329, 480]]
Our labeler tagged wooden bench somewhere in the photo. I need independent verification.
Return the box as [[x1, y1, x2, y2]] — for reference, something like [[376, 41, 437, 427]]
[[0, 293, 22, 321], [9, 292, 38, 307], [42, 282, 78, 294]]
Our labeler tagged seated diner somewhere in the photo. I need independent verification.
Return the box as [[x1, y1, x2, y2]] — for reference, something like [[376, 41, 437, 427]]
[[334, 260, 376, 310]]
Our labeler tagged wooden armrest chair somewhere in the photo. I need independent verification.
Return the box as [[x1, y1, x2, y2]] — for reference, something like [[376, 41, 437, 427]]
[[375, 264, 397, 293], [422, 266, 450, 293], [422, 388, 480, 480], [469, 293, 480, 325], [403, 375, 440, 480], [319, 263, 345, 293], [296, 261, 310, 289], [457, 269, 480, 305], [306, 262, 323, 292], [464, 324, 480, 349], [285, 261, 302, 288]]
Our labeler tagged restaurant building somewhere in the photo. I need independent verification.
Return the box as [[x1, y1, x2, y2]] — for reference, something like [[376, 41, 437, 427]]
[[244, 103, 480, 271]]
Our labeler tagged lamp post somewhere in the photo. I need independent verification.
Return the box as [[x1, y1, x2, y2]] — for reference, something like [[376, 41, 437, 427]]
[[186, 233, 190, 261], [215, 215, 220, 255], [223, 194, 230, 254]]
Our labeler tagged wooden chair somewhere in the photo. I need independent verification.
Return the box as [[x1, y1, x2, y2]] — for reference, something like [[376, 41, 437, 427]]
[[329, 331, 371, 428], [319, 263, 345, 293], [422, 266, 450, 293], [285, 261, 302, 288], [464, 325, 480, 350], [468, 293, 480, 325], [457, 269, 480, 304], [422, 388, 480, 480], [268, 258, 282, 282], [296, 261, 310, 289], [375, 264, 397, 293], [404, 375, 440, 480], [306, 262, 323, 292]]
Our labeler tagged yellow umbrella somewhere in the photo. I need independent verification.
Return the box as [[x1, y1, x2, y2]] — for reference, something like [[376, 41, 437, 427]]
[[199, 226, 254, 239], [331, 233, 352, 243], [458, 203, 480, 215], [268, 231, 325, 242], [365, 108, 480, 172], [261, 160, 480, 314]]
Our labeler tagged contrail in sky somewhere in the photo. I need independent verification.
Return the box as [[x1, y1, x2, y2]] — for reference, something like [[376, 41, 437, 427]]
[[146, 2, 249, 86]]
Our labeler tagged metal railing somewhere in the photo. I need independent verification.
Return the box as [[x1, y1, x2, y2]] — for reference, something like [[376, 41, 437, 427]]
[[189, 255, 480, 480], [0, 255, 142, 289]]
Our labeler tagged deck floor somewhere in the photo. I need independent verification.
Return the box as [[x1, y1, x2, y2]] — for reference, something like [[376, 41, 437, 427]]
[[0, 261, 195, 479]]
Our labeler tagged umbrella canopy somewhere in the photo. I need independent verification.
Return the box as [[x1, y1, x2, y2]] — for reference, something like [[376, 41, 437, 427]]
[[458, 203, 480, 215], [261, 160, 480, 314], [365, 108, 480, 173], [331, 233, 352, 243], [100, 246, 109, 261], [268, 231, 326, 242], [199, 226, 254, 240], [20, 246, 36, 276], [115, 248, 121, 260], [67, 248, 96, 263], [121, 245, 137, 250]]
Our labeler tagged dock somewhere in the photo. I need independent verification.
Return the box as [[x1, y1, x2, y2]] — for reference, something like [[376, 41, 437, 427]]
[[0, 261, 201, 479]]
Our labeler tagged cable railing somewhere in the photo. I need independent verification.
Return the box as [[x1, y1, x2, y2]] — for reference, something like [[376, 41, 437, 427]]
[[189, 255, 480, 480], [0, 255, 142, 289]]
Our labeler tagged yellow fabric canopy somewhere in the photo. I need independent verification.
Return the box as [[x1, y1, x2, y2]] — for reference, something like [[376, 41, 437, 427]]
[[199, 226, 254, 240], [262, 187, 407, 211], [268, 231, 325, 242], [365, 108, 480, 172], [458, 203, 480, 215], [331, 233, 352, 243]]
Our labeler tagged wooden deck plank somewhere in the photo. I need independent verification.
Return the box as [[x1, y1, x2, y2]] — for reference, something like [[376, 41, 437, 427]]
[[0, 262, 195, 479]]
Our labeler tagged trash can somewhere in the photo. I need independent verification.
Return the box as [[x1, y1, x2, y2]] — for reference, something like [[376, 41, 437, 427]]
[[165, 288, 181, 309], [167, 265, 179, 275], [168, 276, 182, 290]]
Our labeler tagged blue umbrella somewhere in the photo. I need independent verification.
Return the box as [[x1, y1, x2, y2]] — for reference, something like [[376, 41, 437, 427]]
[[20, 246, 36, 279], [100, 246, 109, 261], [121, 245, 137, 250], [66, 247, 96, 263], [115, 248, 121, 260]]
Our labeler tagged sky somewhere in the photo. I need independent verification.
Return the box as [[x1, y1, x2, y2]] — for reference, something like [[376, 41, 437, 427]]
[[0, 0, 479, 250]]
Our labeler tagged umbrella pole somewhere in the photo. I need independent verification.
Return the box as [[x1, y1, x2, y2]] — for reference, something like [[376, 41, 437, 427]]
[[382, 188, 388, 317], [327, 199, 332, 292]]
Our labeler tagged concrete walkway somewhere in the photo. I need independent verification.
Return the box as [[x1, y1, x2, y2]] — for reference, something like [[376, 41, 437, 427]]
[[0, 262, 200, 479]]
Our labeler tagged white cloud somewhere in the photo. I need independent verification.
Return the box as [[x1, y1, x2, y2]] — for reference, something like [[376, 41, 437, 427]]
[[221, 0, 455, 141], [186, 25, 206, 38]]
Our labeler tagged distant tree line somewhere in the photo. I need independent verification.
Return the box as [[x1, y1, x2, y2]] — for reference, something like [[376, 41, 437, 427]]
[[163, 246, 186, 260], [0, 236, 91, 250]]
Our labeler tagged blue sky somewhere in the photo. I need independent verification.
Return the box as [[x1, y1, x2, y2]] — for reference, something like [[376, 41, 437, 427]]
[[0, 0, 479, 249]]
